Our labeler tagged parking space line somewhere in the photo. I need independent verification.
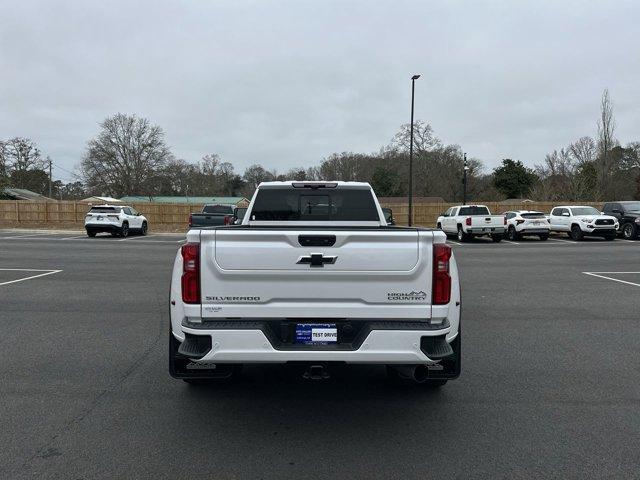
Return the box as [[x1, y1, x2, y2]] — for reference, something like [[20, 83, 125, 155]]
[[119, 235, 157, 241], [502, 239, 520, 245], [1, 232, 55, 240], [447, 240, 462, 246], [0, 269, 62, 286], [548, 237, 575, 243], [583, 272, 640, 288]]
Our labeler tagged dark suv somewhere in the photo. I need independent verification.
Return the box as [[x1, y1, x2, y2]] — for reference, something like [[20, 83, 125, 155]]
[[602, 201, 640, 239]]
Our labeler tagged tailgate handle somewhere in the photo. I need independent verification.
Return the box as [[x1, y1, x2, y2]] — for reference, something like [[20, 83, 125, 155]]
[[298, 235, 336, 247]]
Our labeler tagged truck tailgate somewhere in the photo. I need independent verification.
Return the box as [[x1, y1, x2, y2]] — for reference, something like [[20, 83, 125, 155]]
[[470, 216, 503, 227], [199, 229, 434, 319]]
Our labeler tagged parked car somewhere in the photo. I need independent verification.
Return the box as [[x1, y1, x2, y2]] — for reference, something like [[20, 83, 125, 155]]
[[188, 204, 238, 228], [169, 181, 461, 387], [436, 205, 505, 242], [548, 205, 618, 240], [382, 207, 395, 225], [233, 207, 247, 225], [85, 205, 148, 238], [503, 210, 550, 241], [602, 201, 640, 239]]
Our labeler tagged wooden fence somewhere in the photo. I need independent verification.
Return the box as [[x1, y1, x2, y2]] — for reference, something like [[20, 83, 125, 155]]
[[0, 200, 604, 232]]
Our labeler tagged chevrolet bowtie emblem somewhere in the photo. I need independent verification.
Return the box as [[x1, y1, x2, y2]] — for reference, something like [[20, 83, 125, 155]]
[[297, 253, 337, 267]]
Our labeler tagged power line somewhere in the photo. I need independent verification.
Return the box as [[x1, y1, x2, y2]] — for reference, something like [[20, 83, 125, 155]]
[[50, 161, 83, 181]]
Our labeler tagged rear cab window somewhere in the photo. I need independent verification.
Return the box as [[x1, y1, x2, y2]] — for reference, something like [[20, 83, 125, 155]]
[[250, 186, 380, 222], [203, 205, 234, 214], [459, 206, 490, 216]]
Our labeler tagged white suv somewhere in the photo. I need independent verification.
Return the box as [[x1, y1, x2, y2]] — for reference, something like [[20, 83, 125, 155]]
[[504, 210, 550, 241], [85, 205, 148, 238], [548, 205, 618, 241]]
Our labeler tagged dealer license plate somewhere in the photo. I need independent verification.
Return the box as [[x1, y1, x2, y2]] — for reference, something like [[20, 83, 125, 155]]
[[295, 323, 338, 345]]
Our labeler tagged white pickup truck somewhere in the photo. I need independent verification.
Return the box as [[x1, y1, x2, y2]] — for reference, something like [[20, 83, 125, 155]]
[[436, 204, 505, 242], [169, 181, 461, 387]]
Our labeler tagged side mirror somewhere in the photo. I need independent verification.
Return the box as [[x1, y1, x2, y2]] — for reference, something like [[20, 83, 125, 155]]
[[440, 212, 446, 217]]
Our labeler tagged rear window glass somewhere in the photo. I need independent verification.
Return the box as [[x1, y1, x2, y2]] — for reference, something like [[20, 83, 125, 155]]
[[202, 205, 234, 214], [251, 188, 379, 221], [459, 206, 490, 215], [89, 207, 121, 213], [622, 202, 640, 212], [521, 212, 545, 219]]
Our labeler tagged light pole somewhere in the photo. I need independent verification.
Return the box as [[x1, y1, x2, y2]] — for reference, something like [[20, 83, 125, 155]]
[[463, 153, 469, 204], [408, 74, 420, 226]]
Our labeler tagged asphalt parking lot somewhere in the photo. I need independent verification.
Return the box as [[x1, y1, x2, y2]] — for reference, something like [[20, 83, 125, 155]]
[[1, 229, 639, 479]]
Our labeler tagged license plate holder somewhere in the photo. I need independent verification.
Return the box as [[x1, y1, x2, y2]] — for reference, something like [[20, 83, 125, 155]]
[[295, 323, 338, 345]]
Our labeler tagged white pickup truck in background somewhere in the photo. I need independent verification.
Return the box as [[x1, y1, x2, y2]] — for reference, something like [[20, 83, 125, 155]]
[[436, 204, 505, 242], [169, 181, 461, 387]]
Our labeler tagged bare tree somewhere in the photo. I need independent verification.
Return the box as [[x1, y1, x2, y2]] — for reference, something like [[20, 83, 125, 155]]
[[0, 140, 7, 187], [569, 136, 596, 166], [243, 164, 274, 190], [388, 121, 441, 154], [1, 137, 45, 189], [82, 114, 172, 197], [596, 89, 617, 199]]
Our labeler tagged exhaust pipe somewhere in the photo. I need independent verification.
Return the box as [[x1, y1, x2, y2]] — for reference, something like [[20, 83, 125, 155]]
[[391, 365, 430, 383]]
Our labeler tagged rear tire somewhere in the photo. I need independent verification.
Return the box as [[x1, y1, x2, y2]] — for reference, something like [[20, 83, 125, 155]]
[[457, 226, 470, 242], [120, 222, 129, 238], [507, 226, 519, 241], [140, 221, 148, 236], [570, 224, 583, 241], [86, 230, 96, 237], [539, 234, 549, 241]]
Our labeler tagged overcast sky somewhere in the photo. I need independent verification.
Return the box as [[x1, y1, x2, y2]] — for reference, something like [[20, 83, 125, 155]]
[[1, 0, 639, 182]]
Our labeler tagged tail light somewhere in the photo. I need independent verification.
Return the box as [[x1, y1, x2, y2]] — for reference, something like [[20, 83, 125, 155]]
[[188, 213, 193, 228], [181, 243, 200, 304], [465, 217, 472, 226], [432, 244, 452, 305], [516, 219, 525, 225], [223, 215, 231, 225]]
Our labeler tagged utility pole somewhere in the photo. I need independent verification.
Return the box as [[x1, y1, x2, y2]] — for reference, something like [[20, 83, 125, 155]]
[[463, 153, 468, 204], [408, 74, 420, 226], [48, 157, 52, 198]]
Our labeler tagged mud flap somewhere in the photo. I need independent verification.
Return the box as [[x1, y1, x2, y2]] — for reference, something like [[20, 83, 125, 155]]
[[169, 330, 240, 379]]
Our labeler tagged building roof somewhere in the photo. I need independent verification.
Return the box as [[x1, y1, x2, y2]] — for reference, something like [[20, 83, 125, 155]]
[[499, 198, 534, 203], [119, 195, 249, 205], [1, 188, 55, 201], [378, 196, 446, 204], [80, 196, 123, 203]]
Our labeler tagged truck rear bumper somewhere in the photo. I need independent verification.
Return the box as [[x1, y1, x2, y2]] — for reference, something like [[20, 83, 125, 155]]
[[468, 227, 505, 234], [174, 323, 455, 364]]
